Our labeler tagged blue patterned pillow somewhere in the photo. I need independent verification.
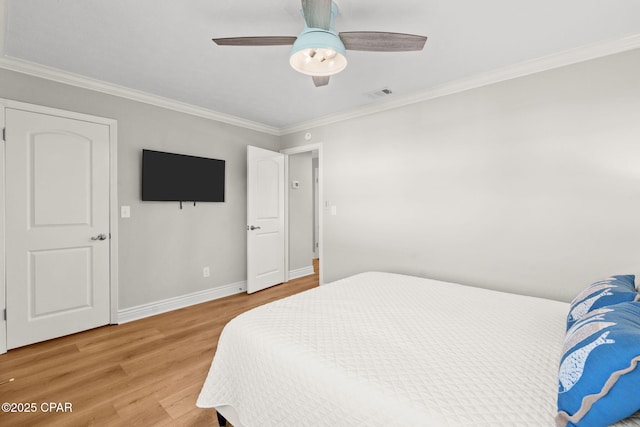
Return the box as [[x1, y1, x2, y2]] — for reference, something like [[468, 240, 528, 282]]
[[566, 275, 637, 329], [557, 302, 640, 427]]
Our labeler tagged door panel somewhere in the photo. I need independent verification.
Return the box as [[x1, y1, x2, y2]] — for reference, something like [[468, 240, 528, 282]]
[[247, 146, 285, 293], [32, 132, 92, 226], [256, 160, 280, 217], [256, 232, 280, 276], [30, 247, 92, 316], [6, 108, 110, 349]]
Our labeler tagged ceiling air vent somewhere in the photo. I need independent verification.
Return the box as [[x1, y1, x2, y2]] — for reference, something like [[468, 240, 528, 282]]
[[366, 87, 393, 99]]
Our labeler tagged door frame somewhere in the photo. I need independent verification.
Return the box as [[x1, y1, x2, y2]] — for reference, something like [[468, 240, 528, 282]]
[[0, 98, 119, 354], [281, 143, 324, 286]]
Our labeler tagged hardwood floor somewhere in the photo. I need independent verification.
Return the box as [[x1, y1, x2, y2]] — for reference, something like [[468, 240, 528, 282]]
[[0, 260, 319, 426]]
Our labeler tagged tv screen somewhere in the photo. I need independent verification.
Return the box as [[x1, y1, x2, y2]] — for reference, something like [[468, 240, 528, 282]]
[[142, 149, 225, 202]]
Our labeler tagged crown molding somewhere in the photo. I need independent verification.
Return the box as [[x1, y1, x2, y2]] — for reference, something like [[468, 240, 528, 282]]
[[0, 33, 638, 137], [0, 55, 281, 136], [280, 34, 640, 135]]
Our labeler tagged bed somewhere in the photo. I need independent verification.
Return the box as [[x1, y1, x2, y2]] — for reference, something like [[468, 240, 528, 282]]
[[197, 272, 640, 426]]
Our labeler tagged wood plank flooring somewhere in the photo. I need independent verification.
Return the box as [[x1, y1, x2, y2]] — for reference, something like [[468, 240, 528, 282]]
[[0, 260, 319, 426]]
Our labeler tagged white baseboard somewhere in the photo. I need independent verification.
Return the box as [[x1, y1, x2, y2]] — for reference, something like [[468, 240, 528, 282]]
[[117, 280, 247, 324], [288, 265, 315, 281]]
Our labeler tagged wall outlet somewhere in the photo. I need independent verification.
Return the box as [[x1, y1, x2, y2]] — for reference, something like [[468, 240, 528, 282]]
[[203, 267, 210, 277]]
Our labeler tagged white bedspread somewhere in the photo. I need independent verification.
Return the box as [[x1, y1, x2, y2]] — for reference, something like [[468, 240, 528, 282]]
[[196, 272, 600, 426]]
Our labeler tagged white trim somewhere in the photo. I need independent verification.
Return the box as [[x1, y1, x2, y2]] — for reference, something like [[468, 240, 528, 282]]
[[281, 143, 324, 285], [117, 281, 247, 324], [108, 121, 119, 324], [288, 265, 315, 281], [280, 34, 640, 135], [317, 142, 324, 283], [0, 97, 6, 354], [0, 55, 280, 136], [283, 154, 290, 283], [0, 98, 118, 353]]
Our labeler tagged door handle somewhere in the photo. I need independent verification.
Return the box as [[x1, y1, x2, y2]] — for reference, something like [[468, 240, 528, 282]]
[[91, 233, 107, 241], [247, 226, 261, 231]]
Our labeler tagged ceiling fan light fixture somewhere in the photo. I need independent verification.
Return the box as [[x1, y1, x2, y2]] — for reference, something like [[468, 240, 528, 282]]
[[289, 28, 347, 77]]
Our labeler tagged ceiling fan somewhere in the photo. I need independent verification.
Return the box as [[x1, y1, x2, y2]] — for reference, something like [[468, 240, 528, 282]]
[[212, 0, 428, 87]]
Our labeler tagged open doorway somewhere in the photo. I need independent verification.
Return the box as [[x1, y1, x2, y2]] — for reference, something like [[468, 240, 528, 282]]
[[282, 144, 323, 285]]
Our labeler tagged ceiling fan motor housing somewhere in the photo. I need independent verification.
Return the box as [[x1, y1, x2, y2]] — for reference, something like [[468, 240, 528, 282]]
[[289, 28, 348, 76]]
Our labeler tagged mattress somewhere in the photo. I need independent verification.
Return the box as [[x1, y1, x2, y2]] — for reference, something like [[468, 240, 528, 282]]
[[197, 272, 639, 426]]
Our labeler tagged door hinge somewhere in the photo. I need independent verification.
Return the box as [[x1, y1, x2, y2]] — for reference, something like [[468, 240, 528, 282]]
[[2, 127, 5, 142], [3, 309, 6, 321]]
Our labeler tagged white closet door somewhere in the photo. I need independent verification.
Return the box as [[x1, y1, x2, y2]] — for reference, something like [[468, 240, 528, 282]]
[[5, 108, 111, 349]]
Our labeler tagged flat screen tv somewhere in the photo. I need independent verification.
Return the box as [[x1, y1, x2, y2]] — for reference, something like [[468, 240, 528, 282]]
[[142, 149, 225, 202]]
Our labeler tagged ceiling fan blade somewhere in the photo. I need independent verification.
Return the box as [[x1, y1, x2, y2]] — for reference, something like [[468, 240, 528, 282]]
[[212, 36, 297, 46], [301, 0, 332, 30], [339, 32, 427, 52], [312, 76, 330, 87]]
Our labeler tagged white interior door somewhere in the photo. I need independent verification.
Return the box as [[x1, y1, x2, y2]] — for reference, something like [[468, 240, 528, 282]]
[[247, 145, 285, 294], [5, 108, 111, 349]]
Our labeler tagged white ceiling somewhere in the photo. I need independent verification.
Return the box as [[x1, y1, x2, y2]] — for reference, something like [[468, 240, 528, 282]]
[[3, 0, 640, 131]]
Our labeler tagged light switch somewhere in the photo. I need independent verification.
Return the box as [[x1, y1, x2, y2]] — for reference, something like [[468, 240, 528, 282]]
[[331, 205, 337, 216], [121, 205, 131, 218]]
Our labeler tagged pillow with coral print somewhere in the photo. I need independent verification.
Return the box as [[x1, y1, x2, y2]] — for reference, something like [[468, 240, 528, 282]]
[[556, 302, 640, 427], [566, 275, 637, 330]]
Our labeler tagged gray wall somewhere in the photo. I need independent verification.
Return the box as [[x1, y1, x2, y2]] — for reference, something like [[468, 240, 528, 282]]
[[288, 152, 314, 271], [0, 68, 280, 309], [2, 47, 640, 309], [281, 49, 640, 302]]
